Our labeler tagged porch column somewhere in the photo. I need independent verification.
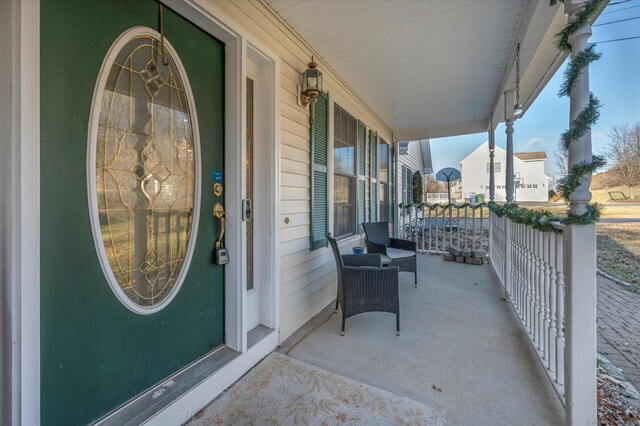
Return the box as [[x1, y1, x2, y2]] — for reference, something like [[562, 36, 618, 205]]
[[488, 124, 496, 202], [563, 1, 597, 424], [504, 91, 515, 204], [502, 92, 516, 299]]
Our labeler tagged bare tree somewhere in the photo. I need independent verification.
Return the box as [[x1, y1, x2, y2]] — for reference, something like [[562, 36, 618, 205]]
[[607, 123, 640, 187], [424, 174, 445, 193]]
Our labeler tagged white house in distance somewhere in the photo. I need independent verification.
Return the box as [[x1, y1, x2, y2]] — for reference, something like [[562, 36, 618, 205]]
[[459, 141, 550, 202]]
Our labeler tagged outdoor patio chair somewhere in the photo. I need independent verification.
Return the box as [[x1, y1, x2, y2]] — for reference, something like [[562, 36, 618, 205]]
[[362, 221, 418, 288], [328, 234, 400, 336]]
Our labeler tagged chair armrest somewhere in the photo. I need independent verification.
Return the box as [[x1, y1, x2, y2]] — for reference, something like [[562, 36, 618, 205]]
[[342, 254, 382, 267], [390, 238, 417, 252], [365, 240, 388, 255]]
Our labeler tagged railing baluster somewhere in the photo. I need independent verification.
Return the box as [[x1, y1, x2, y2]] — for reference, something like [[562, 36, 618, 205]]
[[537, 230, 545, 352], [555, 232, 565, 387], [457, 206, 461, 251], [542, 232, 551, 363], [532, 229, 538, 335], [548, 232, 557, 372], [428, 206, 432, 252]]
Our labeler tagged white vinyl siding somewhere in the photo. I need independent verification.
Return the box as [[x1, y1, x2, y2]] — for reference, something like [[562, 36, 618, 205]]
[[213, 1, 393, 343]]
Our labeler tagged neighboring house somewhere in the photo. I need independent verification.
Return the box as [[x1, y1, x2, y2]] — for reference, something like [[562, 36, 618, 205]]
[[459, 142, 550, 202]]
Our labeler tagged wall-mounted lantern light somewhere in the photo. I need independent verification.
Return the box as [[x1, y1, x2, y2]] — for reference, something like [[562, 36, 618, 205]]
[[300, 56, 323, 124]]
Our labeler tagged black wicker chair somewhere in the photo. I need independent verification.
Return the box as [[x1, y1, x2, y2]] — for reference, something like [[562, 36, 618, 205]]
[[362, 221, 418, 288], [328, 234, 400, 336]]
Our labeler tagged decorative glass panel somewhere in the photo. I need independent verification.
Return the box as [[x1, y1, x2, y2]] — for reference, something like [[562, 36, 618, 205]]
[[94, 34, 197, 309]]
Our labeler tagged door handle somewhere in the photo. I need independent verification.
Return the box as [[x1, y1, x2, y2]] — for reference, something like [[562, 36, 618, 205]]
[[213, 203, 225, 248]]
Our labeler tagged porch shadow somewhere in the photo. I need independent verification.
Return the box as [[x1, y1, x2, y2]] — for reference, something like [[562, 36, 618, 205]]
[[279, 254, 564, 425]]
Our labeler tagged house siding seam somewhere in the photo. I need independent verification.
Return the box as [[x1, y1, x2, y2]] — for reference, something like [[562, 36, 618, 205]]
[[211, 0, 392, 343]]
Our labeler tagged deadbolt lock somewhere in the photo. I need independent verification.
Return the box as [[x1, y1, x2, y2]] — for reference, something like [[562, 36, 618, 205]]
[[213, 182, 223, 197]]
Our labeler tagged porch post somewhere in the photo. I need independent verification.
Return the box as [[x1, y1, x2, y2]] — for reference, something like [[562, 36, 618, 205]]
[[488, 122, 496, 202], [504, 90, 515, 205], [563, 1, 597, 424], [502, 92, 515, 298]]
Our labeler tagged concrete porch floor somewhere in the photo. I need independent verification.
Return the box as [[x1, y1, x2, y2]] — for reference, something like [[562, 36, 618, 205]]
[[279, 254, 564, 425]]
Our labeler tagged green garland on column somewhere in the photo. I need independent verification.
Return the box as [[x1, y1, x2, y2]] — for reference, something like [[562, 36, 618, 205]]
[[490, 0, 607, 231], [554, 0, 606, 224]]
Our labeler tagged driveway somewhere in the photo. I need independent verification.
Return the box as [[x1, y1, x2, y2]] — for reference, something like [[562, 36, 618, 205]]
[[597, 276, 640, 390]]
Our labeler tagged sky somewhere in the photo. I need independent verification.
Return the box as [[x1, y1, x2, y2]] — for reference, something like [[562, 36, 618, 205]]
[[429, 0, 640, 181]]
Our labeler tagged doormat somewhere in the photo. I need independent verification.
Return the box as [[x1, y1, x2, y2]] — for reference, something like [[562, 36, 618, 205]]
[[188, 352, 446, 425]]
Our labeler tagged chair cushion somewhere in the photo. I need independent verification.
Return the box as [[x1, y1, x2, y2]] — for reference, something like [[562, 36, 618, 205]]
[[386, 247, 416, 260]]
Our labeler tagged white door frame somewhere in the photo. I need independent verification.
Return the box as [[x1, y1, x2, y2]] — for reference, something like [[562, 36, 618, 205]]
[[2, 0, 281, 423]]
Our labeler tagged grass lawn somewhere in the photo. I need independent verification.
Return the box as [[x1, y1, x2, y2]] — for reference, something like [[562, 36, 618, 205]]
[[524, 203, 640, 219], [591, 185, 640, 203], [597, 223, 640, 286]]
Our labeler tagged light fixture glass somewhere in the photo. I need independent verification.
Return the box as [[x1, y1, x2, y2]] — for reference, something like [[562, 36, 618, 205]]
[[300, 56, 323, 124], [514, 104, 523, 117]]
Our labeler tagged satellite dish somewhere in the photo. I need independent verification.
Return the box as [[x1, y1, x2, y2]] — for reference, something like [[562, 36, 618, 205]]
[[435, 167, 461, 204], [435, 167, 461, 183]]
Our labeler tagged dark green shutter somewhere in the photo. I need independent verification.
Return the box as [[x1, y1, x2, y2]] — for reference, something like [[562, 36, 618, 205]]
[[357, 121, 366, 231], [309, 93, 329, 250], [369, 130, 378, 222]]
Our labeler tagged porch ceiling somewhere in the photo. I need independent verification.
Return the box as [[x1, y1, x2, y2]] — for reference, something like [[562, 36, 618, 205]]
[[264, 0, 568, 141]]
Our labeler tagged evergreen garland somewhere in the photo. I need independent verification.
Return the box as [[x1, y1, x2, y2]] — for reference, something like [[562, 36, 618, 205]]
[[555, 0, 606, 53], [488, 202, 563, 233], [558, 44, 601, 97], [556, 155, 606, 200], [554, 0, 606, 224], [560, 93, 601, 150]]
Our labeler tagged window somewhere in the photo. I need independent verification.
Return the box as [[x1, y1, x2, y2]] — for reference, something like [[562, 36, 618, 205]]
[[486, 162, 502, 173], [92, 33, 198, 310], [402, 166, 413, 204], [379, 140, 390, 222], [369, 131, 378, 222], [333, 104, 358, 238]]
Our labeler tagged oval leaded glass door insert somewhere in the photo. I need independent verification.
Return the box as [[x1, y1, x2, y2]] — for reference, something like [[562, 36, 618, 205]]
[[90, 29, 200, 313]]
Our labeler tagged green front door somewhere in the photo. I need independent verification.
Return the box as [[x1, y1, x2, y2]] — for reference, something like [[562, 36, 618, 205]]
[[41, 1, 225, 424]]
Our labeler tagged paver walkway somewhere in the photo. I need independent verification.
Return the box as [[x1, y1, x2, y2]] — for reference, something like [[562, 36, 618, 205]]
[[597, 276, 640, 389]]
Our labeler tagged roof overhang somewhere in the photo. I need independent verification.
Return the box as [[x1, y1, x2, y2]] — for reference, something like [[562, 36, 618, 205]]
[[263, 0, 603, 141]]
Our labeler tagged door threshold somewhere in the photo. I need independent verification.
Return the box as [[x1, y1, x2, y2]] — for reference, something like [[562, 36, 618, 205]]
[[93, 346, 239, 426], [247, 325, 275, 349]]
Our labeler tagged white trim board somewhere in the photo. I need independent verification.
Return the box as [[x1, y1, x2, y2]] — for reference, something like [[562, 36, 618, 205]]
[[2, 0, 40, 424]]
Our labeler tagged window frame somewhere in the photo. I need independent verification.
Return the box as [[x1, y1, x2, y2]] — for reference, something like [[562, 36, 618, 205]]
[[332, 103, 358, 239], [378, 139, 391, 222]]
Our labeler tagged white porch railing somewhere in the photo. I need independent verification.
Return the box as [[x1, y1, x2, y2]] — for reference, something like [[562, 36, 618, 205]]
[[400, 203, 489, 253], [490, 211, 566, 401]]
